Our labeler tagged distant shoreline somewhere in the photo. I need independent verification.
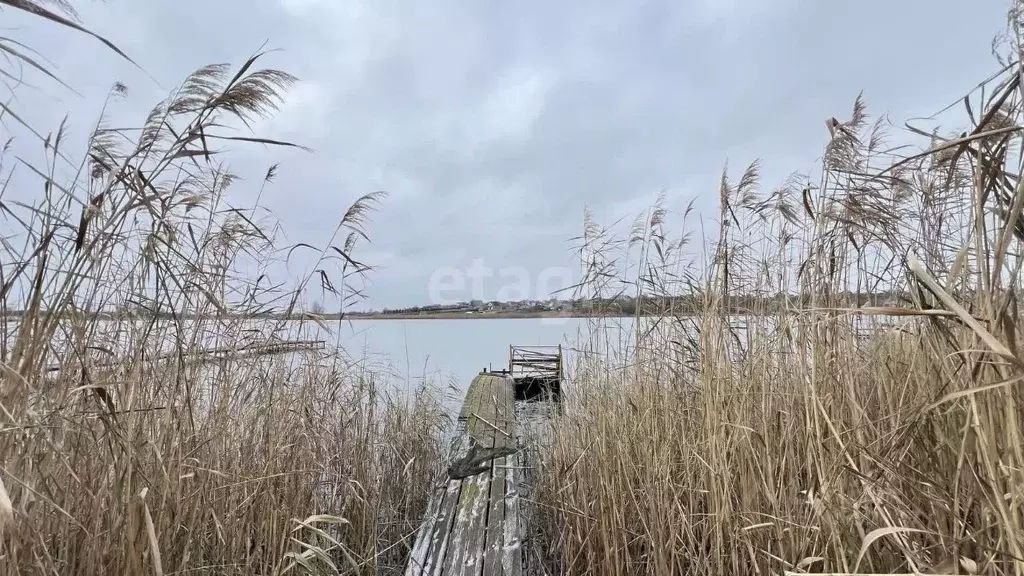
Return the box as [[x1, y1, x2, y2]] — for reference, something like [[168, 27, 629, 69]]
[[342, 310, 616, 320], [0, 295, 911, 322], [0, 309, 852, 322], [1, 310, 639, 321]]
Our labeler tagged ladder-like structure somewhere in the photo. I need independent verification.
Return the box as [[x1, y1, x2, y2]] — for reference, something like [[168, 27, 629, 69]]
[[508, 344, 562, 401]]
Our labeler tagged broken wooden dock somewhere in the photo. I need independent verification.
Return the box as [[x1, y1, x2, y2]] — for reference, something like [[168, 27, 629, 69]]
[[405, 345, 562, 576]]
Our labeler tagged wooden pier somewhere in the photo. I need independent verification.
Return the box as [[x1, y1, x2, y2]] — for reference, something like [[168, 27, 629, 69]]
[[405, 345, 562, 576]]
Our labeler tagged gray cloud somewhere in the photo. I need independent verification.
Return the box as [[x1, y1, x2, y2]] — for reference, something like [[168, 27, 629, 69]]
[[5, 0, 1010, 308]]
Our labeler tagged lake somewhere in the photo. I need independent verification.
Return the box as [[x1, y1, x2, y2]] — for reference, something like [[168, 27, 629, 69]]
[[2, 315, 638, 394], [333, 316, 635, 391], [5, 312, 900, 404]]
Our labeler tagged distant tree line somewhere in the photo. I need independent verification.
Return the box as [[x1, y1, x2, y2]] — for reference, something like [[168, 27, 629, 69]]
[[351, 291, 911, 317], [0, 290, 946, 319]]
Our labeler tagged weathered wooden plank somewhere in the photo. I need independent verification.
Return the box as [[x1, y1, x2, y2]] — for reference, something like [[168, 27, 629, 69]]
[[405, 481, 447, 576], [492, 375, 514, 452], [422, 478, 463, 576], [447, 419, 474, 474], [484, 378, 516, 575], [459, 373, 501, 422], [447, 377, 501, 575], [482, 454, 508, 575], [465, 375, 501, 439], [467, 376, 514, 449], [409, 426, 471, 575], [502, 455, 523, 576], [503, 376, 524, 576], [457, 379, 476, 421], [407, 373, 522, 575], [457, 475, 494, 575], [441, 469, 491, 574]]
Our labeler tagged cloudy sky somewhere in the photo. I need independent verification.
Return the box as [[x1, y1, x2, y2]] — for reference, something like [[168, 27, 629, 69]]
[[2, 0, 1010, 309]]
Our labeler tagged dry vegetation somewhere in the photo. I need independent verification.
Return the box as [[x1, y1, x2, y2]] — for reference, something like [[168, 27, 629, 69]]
[[533, 8, 1024, 576], [5, 1, 1024, 575], [0, 2, 449, 575]]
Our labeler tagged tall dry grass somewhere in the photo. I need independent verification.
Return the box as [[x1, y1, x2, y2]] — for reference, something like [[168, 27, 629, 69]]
[[0, 5, 449, 575], [535, 7, 1024, 576]]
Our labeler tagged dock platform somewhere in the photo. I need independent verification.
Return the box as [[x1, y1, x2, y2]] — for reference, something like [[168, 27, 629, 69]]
[[405, 345, 562, 576]]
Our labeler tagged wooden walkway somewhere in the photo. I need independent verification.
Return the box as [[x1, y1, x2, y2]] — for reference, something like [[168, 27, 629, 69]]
[[405, 373, 523, 576]]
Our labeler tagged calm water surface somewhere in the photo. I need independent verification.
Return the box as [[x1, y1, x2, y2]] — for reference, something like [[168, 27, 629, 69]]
[[7, 314, 899, 402], [333, 317, 629, 391], [3, 316, 637, 392]]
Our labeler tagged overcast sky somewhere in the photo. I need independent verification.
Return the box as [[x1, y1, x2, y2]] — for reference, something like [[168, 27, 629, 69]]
[[2, 0, 1011, 309]]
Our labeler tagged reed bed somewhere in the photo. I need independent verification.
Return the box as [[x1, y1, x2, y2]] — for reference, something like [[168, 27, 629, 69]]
[[5, 1, 1024, 575], [0, 5, 450, 574], [534, 8, 1024, 575]]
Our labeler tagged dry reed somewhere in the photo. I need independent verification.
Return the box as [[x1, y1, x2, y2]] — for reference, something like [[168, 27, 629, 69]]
[[6, 1, 1024, 575], [534, 5, 1024, 575], [0, 4, 450, 575]]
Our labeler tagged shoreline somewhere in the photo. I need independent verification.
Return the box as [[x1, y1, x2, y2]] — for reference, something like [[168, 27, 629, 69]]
[[343, 311, 616, 320], [1, 311, 636, 321], [0, 306, 902, 322]]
